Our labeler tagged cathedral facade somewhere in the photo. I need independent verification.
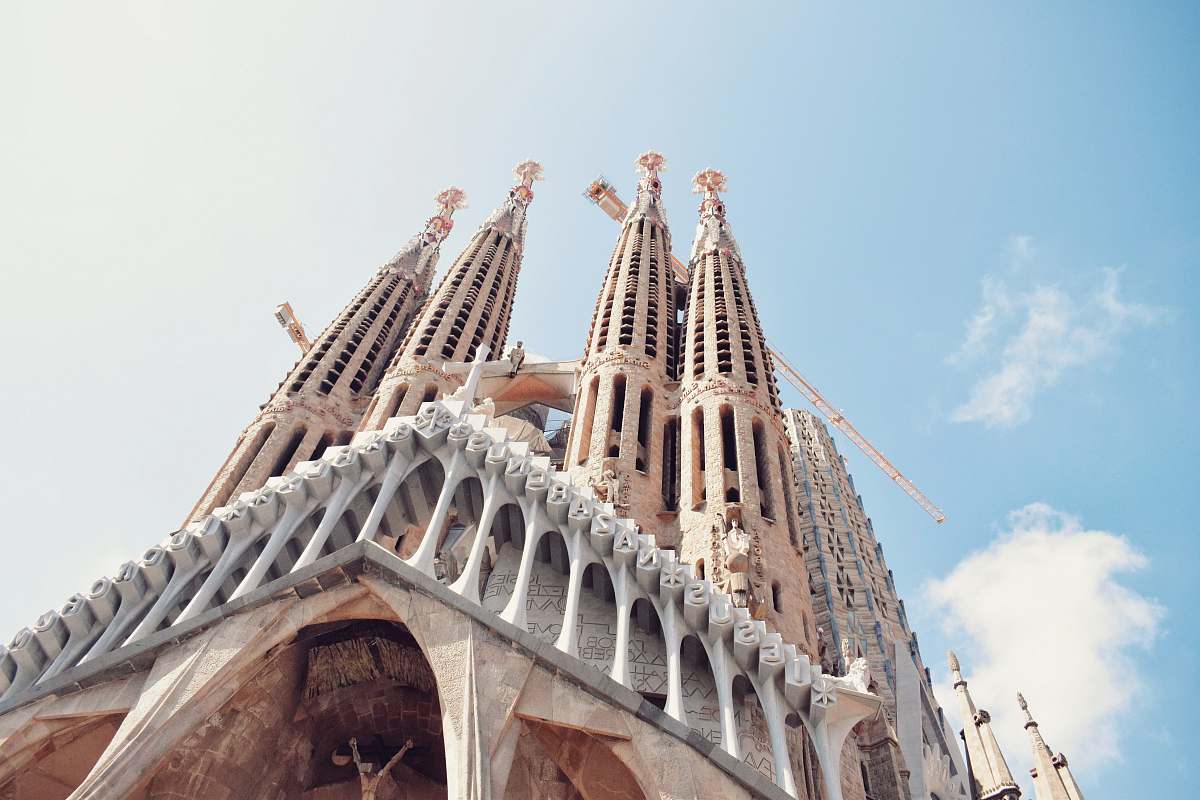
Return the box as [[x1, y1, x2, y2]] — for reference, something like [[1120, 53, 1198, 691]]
[[0, 155, 1080, 800]]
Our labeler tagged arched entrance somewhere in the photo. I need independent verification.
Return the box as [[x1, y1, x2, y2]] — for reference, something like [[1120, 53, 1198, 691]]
[[139, 619, 448, 799]]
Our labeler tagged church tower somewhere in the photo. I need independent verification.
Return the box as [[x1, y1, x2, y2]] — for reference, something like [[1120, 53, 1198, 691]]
[[677, 168, 813, 650], [360, 161, 542, 429], [185, 187, 465, 522], [565, 151, 678, 532], [1019, 693, 1084, 800], [0, 153, 1075, 800], [949, 651, 1021, 800]]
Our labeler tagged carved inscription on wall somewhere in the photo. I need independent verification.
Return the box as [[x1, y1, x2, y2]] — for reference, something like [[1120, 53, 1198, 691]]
[[255, 397, 355, 428]]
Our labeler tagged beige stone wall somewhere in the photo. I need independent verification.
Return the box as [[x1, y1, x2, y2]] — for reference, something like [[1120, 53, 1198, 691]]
[[567, 355, 677, 541]]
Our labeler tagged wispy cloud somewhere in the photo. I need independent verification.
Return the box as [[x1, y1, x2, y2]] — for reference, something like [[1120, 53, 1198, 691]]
[[924, 503, 1164, 777], [945, 274, 1011, 366], [948, 238, 1163, 427]]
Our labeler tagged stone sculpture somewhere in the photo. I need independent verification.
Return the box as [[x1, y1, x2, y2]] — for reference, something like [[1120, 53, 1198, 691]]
[[507, 340, 525, 376]]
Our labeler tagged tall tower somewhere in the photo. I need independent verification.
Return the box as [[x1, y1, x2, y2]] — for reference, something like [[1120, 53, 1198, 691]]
[[949, 652, 1021, 800], [565, 151, 678, 532], [787, 408, 969, 800], [677, 168, 813, 649], [360, 161, 542, 429], [1019, 693, 1084, 800], [185, 188, 465, 522]]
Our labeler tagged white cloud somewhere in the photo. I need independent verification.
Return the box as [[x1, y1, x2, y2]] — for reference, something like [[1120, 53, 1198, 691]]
[[1008, 234, 1036, 270], [946, 274, 1011, 365], [949, 242, 1163, 427], [924, 503, 1164, 778]]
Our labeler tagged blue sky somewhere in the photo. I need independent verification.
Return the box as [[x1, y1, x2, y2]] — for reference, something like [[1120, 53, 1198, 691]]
[[1, 3, 1196, 796]]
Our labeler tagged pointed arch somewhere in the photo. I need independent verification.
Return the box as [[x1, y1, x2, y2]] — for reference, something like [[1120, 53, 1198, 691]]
[[575, 563, 618, 673], [0, 713, 126, 799], [518, 530, 569, 643], [680, 634, 720, 745], [732, 674, 776, 783], [628, 598, 668, 706]]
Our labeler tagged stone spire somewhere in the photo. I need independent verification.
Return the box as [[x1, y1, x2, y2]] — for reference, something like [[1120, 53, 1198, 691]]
[[360, 162, 542, 430], [567, 151, 678, 533], [185, 188, 464, 522], [381, 186, 468, 288], [949, 652, 1021, 800], [676, 168, 813, 651], [1019, 693, 1084, 800]]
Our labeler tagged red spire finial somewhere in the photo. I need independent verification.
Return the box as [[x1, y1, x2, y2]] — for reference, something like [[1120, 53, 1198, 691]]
[[511, 160, 544, 204], [692, 168, 727, 219], [435, 186, 468, 213], [423, 186, 467, 245], [636, 150, 666, 177], [692, 168, 727, 196], [635, 151, 666, 198]]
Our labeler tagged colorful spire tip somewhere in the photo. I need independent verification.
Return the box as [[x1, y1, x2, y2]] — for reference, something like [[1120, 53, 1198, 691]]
[[513, 160, 544, 187], [692, 167, 727, 195], [435, 186, 468, 212], [636, 150, 667, 176]]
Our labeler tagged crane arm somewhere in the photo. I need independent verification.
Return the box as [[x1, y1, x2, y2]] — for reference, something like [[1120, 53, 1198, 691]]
[[273, 302, 312, 352], [584, 176, 946, 524], [770, 349, 945, 524]]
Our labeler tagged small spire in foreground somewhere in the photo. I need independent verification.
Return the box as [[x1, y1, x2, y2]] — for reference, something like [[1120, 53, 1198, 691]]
[[948, 650, 965, 685], [949, 650, 1021, 800], [1018, 692, 1085, 800]]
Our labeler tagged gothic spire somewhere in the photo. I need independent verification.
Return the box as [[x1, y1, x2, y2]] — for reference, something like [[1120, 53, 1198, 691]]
[[1018, 693, 1085, 800], [568, 151, 677, 532], [689, 168, 743, 265], [381, 186, 467, 287], [479, 159, 542, 254], [358, 162, 542, 430], [949, 651, 1021, 800], [676, 167, 810, 649], [623, 150, 670, 227]]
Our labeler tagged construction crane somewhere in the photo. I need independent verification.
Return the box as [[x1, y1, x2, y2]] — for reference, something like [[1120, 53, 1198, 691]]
[[584, 177, 946, 524], [273, 302, 312, 352]]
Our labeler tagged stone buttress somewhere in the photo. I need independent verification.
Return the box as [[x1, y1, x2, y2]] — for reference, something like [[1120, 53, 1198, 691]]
[[186, 188, 466, 523]]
